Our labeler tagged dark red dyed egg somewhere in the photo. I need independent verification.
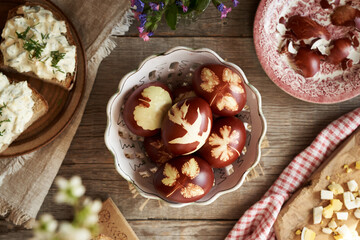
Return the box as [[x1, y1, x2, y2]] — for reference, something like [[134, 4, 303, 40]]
[[143, 134, 174, 165], [153, 155, 214, 203], [331, 5, 360, 27], [172, 86, 197, 103], [293, 47, 322, 78], [199, 117, 246, 168], [123, 82, 172, 137], [286, 15, 330, 40], [327, 38, 352, 65], [192, 64, 247, 116], [161, 97, 212, 155]]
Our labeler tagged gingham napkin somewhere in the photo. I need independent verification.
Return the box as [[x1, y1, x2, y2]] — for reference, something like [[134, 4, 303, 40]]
[[226, 107, 360, 240]]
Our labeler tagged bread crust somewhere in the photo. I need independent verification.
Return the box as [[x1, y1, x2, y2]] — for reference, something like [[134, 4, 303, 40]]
[[0, 3, 77, 90], [0, 74, 48, 153]]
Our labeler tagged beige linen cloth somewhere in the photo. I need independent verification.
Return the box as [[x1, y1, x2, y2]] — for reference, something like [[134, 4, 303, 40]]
[[0, 0, 131, 228]]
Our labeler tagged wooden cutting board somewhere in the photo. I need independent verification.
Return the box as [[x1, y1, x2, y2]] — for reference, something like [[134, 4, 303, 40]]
[[274, 127, 360, 240]]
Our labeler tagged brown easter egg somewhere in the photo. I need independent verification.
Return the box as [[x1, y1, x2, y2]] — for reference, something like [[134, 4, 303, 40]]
[[161, 97, 212, 156], [327, 38, 352, 65], [143, 134, 174, 165], [192, 64, 247, 116], [123, 82, 172, 137], [153, 155, 214, 203], [286, 15, 330, 40], [293, 47, 322, 78], [172, 86, 197, 103], [199, 117, 246, 168]]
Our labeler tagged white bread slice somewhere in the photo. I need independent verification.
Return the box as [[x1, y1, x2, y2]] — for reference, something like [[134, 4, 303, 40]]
[[0, 73, 48, 153], [0, 3, 77, 90]]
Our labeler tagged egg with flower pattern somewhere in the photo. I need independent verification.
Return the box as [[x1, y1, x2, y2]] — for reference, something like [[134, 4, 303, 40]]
[[123, 81, 172, 137], [161, 97, 212, 156], [143, 134, 174, 165], [153, 155, 214, 203], [199, 117, 246, 168], [192, 64, 247, 116]]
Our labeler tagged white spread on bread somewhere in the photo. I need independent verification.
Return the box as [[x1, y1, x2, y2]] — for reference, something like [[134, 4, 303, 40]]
[[0, 73, 34, 149], [0, 5, 76, 81]]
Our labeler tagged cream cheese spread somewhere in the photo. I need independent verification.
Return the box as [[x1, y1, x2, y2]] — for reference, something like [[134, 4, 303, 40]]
[[0, 72, 34, 149], [0, 5, 76, 82]]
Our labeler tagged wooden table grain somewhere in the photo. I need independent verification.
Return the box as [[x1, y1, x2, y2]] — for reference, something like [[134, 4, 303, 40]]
[[1, 1, 360, 239]]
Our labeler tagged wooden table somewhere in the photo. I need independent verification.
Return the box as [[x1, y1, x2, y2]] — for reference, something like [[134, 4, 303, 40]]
[[1, 1, 360, 239]]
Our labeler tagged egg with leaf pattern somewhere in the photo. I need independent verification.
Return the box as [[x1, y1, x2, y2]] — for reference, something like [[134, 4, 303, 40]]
[[153, 155, 214, 203], [143, 134, 174, 165], [123, 82, 172, 137], [192, 64, 247, 116], [199, 117, 246, 168], [161, 97, 212, 156]]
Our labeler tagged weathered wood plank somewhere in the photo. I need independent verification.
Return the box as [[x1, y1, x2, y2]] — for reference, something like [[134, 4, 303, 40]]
[[125, 0, 260, 38], [0, 220, 236, 240]]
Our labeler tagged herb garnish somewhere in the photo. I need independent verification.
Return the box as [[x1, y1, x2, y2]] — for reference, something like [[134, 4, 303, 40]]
[[23, 38, 47, 59], [50, 51, 66, 73], [16, 26, 47, 59], [0, 103, 10, 137], [16, 27, 31, 40]]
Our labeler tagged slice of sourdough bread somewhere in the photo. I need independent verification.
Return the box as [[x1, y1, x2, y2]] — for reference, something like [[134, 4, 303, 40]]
[[0, 72, 48, 153], [0, 3, 77, 90]]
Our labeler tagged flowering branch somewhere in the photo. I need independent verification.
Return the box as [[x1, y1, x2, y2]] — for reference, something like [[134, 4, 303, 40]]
[[131, 0, 239, 41], [32, 176, 102, 240]]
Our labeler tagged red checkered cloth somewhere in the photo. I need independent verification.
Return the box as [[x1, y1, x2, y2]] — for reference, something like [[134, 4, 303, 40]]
[[226, 107, 360, 240]]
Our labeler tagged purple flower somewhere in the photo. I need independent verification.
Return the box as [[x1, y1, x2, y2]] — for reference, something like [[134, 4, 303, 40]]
[[137, 26, 144, 33], [217, 3, 232, 19], [140, 32, 151, 41], [139, 13, 147, 27], [176, 0, 188, 12], [232, 0, 239, 7], [134, 0, 145, 12], [149, 2, 160, 11], [131, 0, 135, 7]]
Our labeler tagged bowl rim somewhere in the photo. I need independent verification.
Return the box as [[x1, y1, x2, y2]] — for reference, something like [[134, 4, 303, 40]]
[[253, 0, 360, 104], [104, 46, 267, 207]]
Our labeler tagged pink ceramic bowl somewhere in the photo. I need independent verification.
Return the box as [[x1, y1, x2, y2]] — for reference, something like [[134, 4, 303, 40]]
[[254, 0, 360, 104]]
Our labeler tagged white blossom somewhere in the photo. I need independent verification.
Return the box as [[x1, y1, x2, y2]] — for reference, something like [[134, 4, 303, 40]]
[[55, 176, 85, 205], [58, 223, 91, 240]]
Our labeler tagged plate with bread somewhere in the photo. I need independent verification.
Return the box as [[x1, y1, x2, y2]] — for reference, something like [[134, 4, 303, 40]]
[[0, 0, 85, 157]]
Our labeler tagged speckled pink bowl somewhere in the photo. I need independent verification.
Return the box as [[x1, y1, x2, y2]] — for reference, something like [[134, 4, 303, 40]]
[[254, 0, 360, 104]]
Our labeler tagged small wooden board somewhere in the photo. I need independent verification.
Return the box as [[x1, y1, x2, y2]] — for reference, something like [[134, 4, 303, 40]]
[[98, 198, 139, 240], [274, 127, 360, 239]]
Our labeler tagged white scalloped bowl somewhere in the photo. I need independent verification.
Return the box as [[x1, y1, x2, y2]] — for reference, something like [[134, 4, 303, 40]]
[[105, 47, 267, 207]]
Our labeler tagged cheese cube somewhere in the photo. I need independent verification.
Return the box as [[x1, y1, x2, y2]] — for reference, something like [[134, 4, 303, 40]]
[[322, 228, 332, 234], [344, 192, 360, 210], [331, 199, 343, 211], [313, 206, 323, 224], [336, 212, 349, 221], [328, 183, 344, 195], [336, 225, 352, 239], [355, 209, 360, 219], [301, 227, 316, 240], [348, 180, 358, 192], [356, 161, 360, 170], [323, 204, 334, 219], [328, 219, 337, 229], [321, 190, 334, 200], [334, 234, 343, 240]]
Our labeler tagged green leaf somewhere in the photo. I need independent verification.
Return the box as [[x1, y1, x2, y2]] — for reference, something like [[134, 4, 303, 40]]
[[165, 4, 178, 30], [194, 0, 211, 12]]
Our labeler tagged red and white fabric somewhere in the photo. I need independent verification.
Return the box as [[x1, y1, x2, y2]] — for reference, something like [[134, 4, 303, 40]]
[[226, 107, 360, 240]]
